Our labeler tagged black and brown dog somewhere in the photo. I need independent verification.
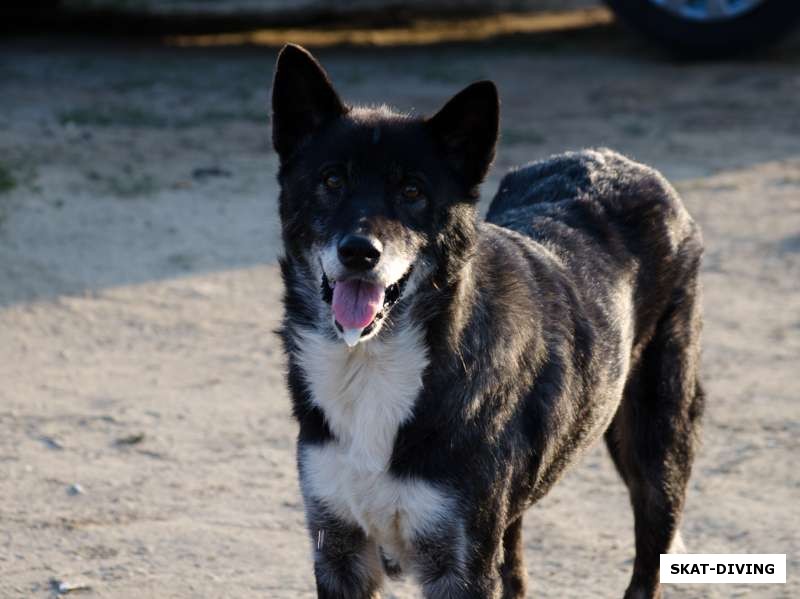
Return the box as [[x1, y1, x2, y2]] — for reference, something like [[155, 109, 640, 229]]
[[272, 44, 704, 599]]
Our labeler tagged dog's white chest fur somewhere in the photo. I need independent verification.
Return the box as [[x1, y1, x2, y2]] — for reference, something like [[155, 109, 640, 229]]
[[296, 327, 449, 559]]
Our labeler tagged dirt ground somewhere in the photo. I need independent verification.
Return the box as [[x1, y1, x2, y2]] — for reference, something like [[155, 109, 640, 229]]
[[1, 18, 799, 599]]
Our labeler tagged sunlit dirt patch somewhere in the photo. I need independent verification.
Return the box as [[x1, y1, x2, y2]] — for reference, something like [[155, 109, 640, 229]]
[[165, 8, 613, 48]]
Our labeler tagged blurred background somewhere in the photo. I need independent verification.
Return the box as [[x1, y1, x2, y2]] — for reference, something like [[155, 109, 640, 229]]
[[1, 1, 799, 598]]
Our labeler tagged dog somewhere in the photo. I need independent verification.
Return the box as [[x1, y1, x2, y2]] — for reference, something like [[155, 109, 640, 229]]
[[272, 43, 704, 599]]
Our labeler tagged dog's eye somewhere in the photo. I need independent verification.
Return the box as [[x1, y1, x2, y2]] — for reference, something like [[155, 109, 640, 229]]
[[323, 173, 344, 190], [402, 183, 421, 200]]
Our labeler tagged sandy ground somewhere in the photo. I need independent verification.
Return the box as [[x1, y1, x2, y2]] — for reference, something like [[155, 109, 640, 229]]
[[1, 20, 799, 599]]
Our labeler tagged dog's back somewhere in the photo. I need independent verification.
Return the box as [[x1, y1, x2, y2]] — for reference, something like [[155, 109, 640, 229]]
[[487, 148, 703, 352], [488, 148, 699, 267]]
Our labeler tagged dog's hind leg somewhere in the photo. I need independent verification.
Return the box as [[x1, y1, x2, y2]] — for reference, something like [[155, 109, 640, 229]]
[[500, 517, 527, 599], [605, 270, 705, 599]]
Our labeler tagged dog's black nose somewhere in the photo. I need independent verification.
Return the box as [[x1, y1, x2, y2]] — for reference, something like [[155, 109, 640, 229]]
[[338, 235, 382, 271]]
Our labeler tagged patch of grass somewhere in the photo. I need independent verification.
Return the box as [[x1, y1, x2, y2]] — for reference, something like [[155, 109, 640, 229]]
[[98, 173, 158, 198], [0, 64, 28, 84], [0, 164, 14, 225], [779, 232, 800, 255], [0, 163, 16, 194], [59, 104, 267, 130], [340, 67, 367, 86], [110, 174, 157, 198], [678, 180, 738, 193], [419, 63, 485, 85], [109, 77, 160, 94], [620, 122, 649, 138], [166, 252, 196, 271], [772, 174, 800, 187], [501, 127, 546, 146], [182, 108, 266, 128], [58, 106, 167, 128]]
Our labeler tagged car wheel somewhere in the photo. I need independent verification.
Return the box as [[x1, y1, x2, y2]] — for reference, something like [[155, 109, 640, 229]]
[[604, 0, 800, 57]]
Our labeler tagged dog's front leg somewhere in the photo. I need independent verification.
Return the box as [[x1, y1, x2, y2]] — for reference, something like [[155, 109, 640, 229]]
[[306, 501, 383, 599], [413, 519, 504, 599]]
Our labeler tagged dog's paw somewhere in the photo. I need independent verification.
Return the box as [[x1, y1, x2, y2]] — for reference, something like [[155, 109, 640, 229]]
[[668, 530, 686, 554]]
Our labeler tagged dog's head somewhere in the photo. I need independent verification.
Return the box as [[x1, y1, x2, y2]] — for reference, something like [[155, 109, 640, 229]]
[[272, 44, 498, 346]]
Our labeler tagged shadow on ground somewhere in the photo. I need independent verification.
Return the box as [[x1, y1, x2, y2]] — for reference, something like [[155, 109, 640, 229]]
[[1, 19, 799, 306]]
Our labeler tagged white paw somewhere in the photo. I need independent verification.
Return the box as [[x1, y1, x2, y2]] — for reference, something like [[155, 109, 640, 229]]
[[668, 530, 687, 554]]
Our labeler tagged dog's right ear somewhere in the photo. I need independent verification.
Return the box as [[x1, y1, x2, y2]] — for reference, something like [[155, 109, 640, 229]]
[[271, 44, 346, 161]]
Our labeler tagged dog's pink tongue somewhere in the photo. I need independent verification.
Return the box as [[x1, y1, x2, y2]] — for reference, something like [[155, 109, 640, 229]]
[[332, 279, 384, 330]]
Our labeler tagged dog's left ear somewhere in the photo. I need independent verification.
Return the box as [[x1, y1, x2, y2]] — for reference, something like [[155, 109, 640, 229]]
[[271, 44, 347, 161], [427, 80, 499, 195]]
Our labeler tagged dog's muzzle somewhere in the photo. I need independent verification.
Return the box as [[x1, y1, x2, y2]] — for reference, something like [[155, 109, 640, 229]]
[[321, 267, 412, 339]]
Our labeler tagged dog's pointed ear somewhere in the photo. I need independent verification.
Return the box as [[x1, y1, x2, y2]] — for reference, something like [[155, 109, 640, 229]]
[[271, 44, 346, 160], [427, 80, 499, 195]]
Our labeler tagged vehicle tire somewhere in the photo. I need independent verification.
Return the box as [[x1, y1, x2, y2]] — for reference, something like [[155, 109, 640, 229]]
[[604, 0, 800, 57]]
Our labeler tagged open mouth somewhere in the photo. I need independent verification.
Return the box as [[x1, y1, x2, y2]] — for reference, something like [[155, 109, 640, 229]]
[[321, 268, 412, 342]]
